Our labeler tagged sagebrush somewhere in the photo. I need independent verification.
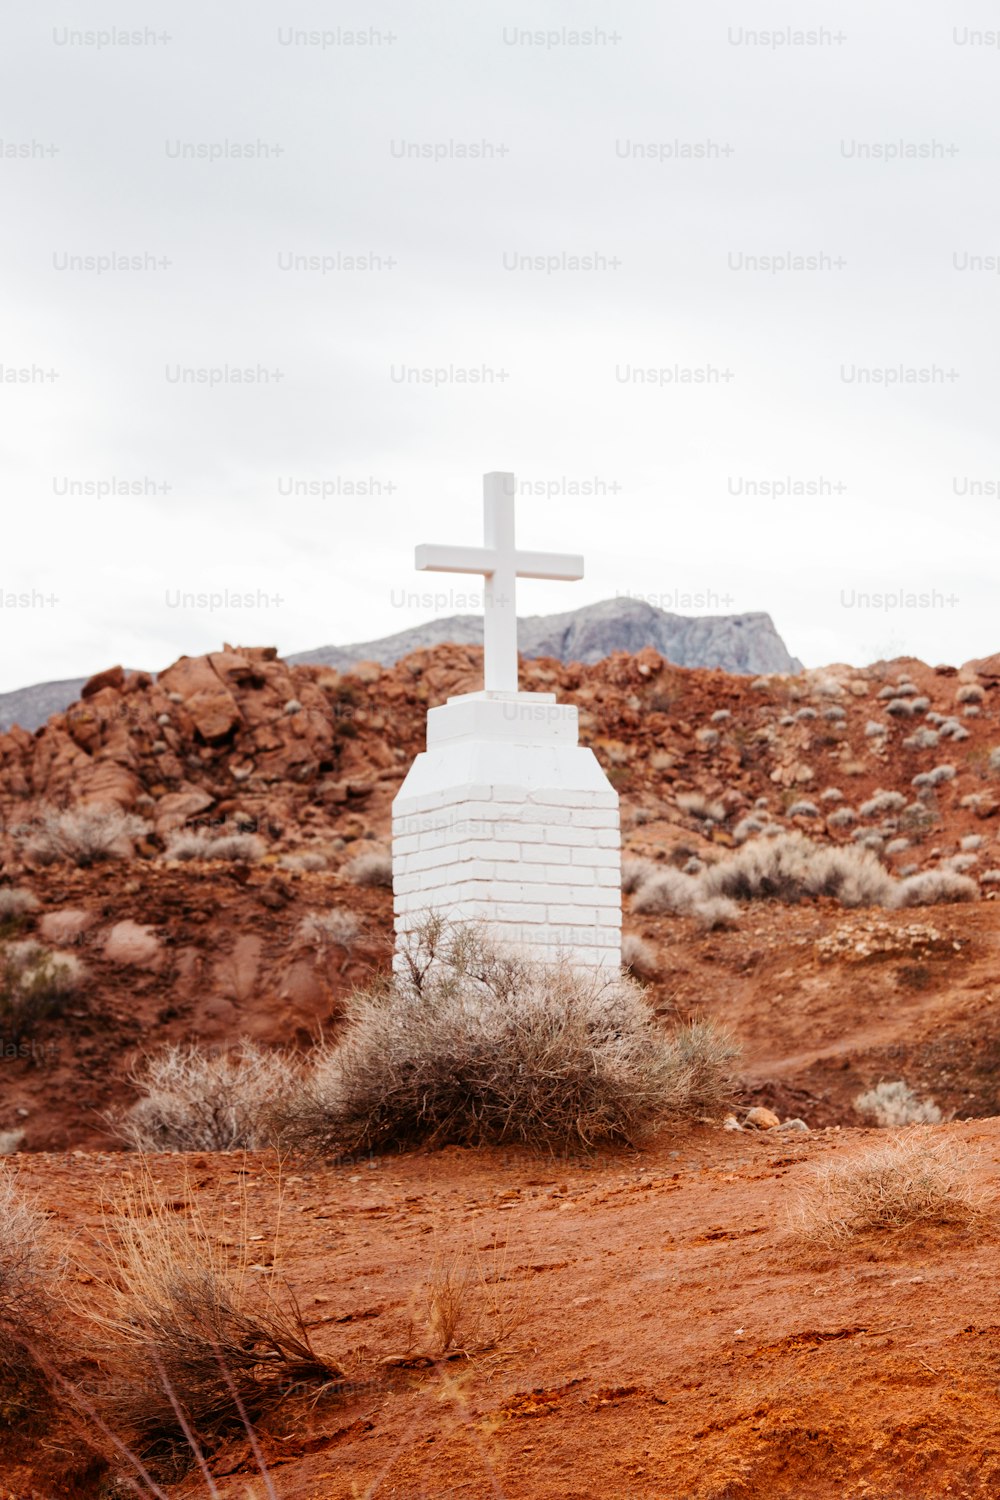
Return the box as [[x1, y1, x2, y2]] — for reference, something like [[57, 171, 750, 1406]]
[[796, 1133, 983, 1246], [854, 1079, 942, 1127], [21, 806, 149, 867], [278, 921, 739, 1154], [0, 941, 84, 1042], [116, 1042, 298, 1152]]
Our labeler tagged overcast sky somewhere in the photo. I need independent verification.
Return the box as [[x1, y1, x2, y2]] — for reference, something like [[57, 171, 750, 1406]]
[[2, 0, 999, 693]]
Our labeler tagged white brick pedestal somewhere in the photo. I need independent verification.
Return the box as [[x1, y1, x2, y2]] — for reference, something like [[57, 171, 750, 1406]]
[[392, 691, 622, 970]]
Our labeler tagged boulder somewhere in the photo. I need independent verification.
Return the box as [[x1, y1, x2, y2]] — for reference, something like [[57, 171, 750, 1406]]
[[154, 786, 215, 836], [39, 909, 94, 946], [81, 665, 125, 700], [103, 920, 162, 969]]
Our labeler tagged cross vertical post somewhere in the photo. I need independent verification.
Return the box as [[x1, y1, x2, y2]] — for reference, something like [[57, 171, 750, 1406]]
[[482, 472, 518, 693]]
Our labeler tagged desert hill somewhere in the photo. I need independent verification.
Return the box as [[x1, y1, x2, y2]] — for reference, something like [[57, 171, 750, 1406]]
[[1, 640, 999, 1151]]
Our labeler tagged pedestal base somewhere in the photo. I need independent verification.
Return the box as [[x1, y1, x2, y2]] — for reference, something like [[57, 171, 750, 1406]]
[[392, 692, 622, 970]]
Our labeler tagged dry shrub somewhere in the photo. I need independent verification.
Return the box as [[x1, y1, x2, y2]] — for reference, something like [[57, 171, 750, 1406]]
[[859, 791, 906, 818], [694, 896, 739, 931], [0, 941, 85, 1042], [280, 922, 739, 1155], [989, 747, 1000, 773], [89, 1179, 344, 1464], [621, 932, 657, 979], [279, 850, 329, 872], [855, 1079, 942, 1127], [893, 870, 978, 907], [631, 868, 699, 915], [621, 856, 655, 895], [418, 1239, 522, 1359], [698, 832, 895, 908], [342, 849, 393, 888], [298, 908, 361, 954], [0, 888, 39, 923], [0, 1175, 55, 1430], [675, 791, 725, 823], [116, 1042, 299, 1151], [165, 830, 265, 863], [21, 805, 149, 867], [732, 815, 766, 843], [796, 1133, 983, 1247]]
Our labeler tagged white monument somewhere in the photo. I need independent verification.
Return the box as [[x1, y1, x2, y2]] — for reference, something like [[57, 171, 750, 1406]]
[[391, 472, 622, 970]]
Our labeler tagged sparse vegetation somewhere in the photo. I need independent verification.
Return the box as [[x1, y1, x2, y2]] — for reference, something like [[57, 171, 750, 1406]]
[[115, 1042, 298, 1152], [342, 849, 394, 887], [20, 805, 149, 867], [0, 941, 84, 1042], [693, 896, 739, 931], [0, 889, 39, 923], [698, 833, 895, 908], [631, 867, 699, 916], [621, 932, 657, 979], [279, 921, 739, 1155], [675, 791, 725, 823], [279, 849, 329, 872], [894, 870, 978, 906], [0, 1176, 55, 1431], [733, 815, 766, 843], [298, 908, 362, 955], [855, 1080, 942, 1127], [956, 683, 984, 705], [621, 857, 655, 895], [90, 1180, 344, 1462], [903, 728, 939, 750], [165, 829, 265, 863], [859, 791, 906, 818], [796, 1133, 982, 1246], [827, 806, 857, 828]]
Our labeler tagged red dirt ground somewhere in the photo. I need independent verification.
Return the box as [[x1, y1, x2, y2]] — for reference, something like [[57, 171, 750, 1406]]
[[5, 1120, 1000, 1499]]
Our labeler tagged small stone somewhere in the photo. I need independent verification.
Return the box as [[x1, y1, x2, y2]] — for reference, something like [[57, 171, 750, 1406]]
[[743, 1107, 781, 1131], [722, 1114, 743, 1132], [777, 1118, 810, 1133]]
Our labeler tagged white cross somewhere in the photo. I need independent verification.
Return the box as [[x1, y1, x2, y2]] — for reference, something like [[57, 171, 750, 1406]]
[[415, 471, 584, 693]]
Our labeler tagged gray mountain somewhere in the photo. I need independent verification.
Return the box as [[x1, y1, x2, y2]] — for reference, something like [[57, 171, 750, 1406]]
[[0, 599, 801, 734], [288, 598, 802, 677]]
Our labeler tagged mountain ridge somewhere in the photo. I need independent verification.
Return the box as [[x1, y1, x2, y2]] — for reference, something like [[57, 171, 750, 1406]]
[[0, 596, 800, 733]]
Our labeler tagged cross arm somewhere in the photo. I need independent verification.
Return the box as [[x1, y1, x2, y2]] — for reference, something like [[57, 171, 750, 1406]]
[[514, 550, 584, 581], [415, 543, 498, 576]]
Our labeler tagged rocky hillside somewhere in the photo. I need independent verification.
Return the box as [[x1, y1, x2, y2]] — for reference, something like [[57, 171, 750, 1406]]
[[2, 640, 1000, 1153], [0, 598, 800, 732]]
